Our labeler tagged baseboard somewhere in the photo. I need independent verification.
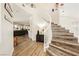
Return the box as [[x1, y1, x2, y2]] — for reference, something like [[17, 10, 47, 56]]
[[0, 48, 14, 56]]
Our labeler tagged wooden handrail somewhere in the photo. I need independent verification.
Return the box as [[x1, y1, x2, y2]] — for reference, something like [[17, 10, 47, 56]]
[[4, 3, 13, 17]]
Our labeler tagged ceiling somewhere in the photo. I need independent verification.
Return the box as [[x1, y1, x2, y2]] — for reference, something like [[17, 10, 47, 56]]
[[11, 3, 53, 26], [11, 4, 31, 25], [11, 3, 79, 26], [60, 3, 79, 19]]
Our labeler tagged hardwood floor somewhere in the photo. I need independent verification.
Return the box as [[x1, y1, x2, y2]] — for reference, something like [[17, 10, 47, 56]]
[[13, 36, 45, 56]]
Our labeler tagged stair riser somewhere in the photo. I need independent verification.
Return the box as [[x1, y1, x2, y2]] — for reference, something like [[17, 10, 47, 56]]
[[45, 52, 50, 56], [52, 28, 65, 30], [51, 23, 57, 25], [52, 26, 60, 27], [53, 34, 73, 36], [52, 30, 69, 33], [52, 26, 64, 28], [51, 25, 58, 27], [52, 29, 66, 31], [52, 31, 71, 33], [46, 49, 55, 56], [53, 33, 73, 37], [46, 51, 51, 56]]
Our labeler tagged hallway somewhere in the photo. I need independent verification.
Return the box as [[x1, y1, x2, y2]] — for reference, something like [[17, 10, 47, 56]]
[[13, 36, 45, 56], [0, 3, 79, 56]]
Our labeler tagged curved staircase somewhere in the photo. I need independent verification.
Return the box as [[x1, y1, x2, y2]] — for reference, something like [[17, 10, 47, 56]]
[[46, 23, 79, 56]]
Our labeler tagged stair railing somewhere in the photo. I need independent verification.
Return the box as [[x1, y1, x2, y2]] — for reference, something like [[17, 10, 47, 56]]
[[40, 17, 51, 33], [4, 3, 13, 17]]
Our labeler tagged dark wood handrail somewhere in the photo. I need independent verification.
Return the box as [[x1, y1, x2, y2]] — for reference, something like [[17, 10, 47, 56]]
[[4, 3, 13, 17]]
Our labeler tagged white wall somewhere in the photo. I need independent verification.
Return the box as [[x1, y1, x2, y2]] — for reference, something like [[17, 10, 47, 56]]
[[0, 4, 1, 46], [59, 3, 79, 42], [35, 3, 59, 24], [0, 4, 13, 55], [51, 9, 59, 24]]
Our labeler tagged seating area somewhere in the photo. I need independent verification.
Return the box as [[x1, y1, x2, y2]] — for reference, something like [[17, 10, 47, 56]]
[[14, 29, 28, 46], [14, 29, 28, 36]]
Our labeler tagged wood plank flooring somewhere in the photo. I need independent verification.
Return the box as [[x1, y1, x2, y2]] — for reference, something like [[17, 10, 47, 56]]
[[12, 36, 45, 56]]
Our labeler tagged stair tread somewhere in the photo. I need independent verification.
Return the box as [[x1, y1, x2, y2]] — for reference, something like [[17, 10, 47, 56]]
[[52, 30, 69, 33], [52, 25, 60, 27], [46, 48, 57, 56], [48, 46, 72, 56], [52, 38, 78, 43], [53, 35, 77, 39], [50, 44, 79, 56], [52, 40, 79, 46], [53, 32, 73, 35]]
